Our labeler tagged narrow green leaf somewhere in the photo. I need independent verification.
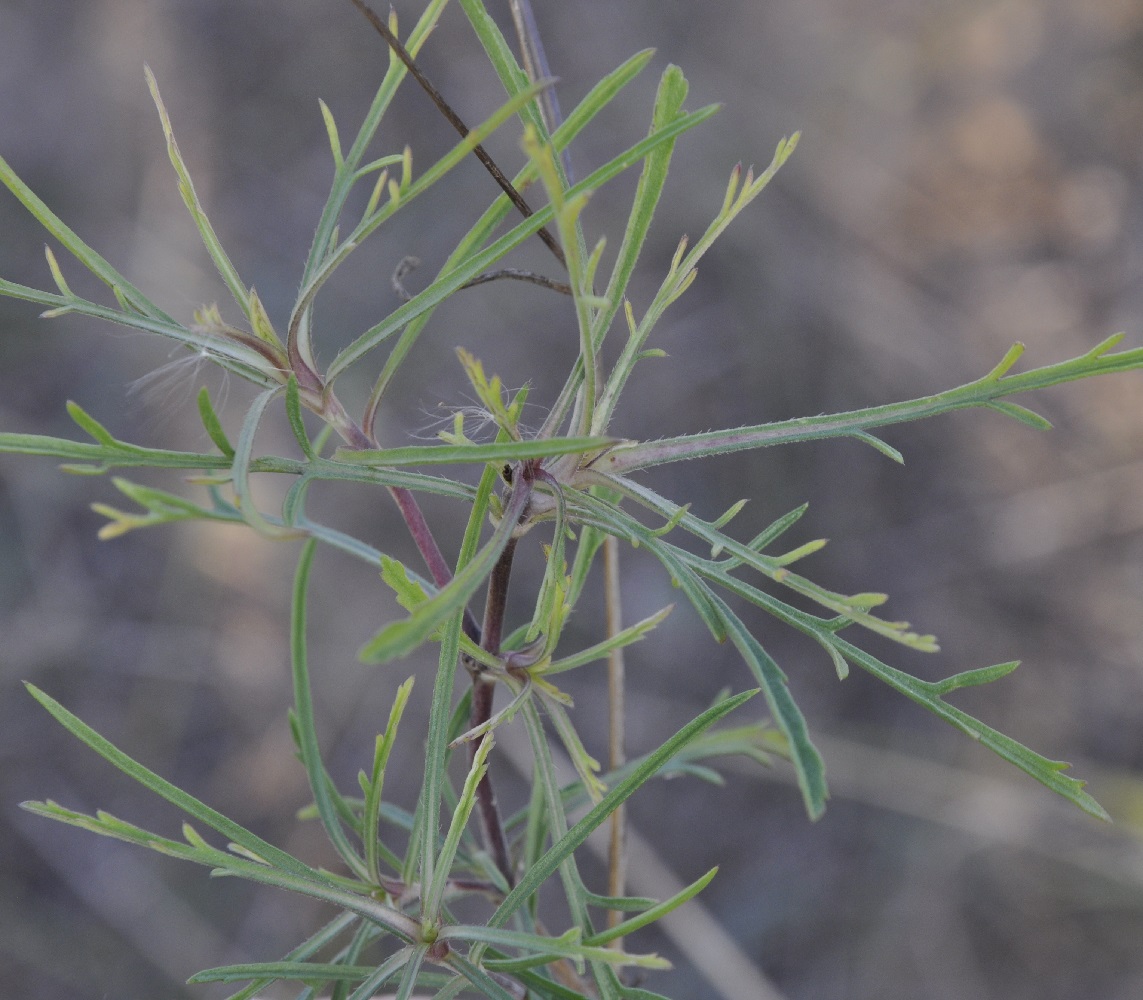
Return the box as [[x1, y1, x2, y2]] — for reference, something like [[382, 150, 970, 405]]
[[1, 274, 282, 387], [359, 478, 530, 663], [380, 556, 431, 613], [584, 867, 718, 947], [443, 924, 668, 970], [833, 636, 1109, 820], [850, 430, 904, 464], [66, 401, 117, 446], [580, 889, 659, 912], [213, 912, 359, 1000], [329, 103, 719, 380], [586, 63, 690, 426], [457, 0, 559, 145], [543, 605, 674, 675], [444, 952, 517, 1000], [344, 948, 416, 1000], [292, 1, 450, 367], [1085, 331, 1126, 359], [318, 98, 344, 169], [928, 660, 1020, 696], [822, 640, 850, 680], [423, 734, 494, 919], [189, 962, 382, 984], [567, 490, 726, 642], [608, 474, 938, 652], [598, 341, 1143, 474], [0, 153, 167, 319], [145, 65, 250, 321], [334, 435, 613, 468], [293, 78, 552, 345], [705, 592, 829, 820], [0, 428, 250, 473], [284, 376, 317, 460], [593, 134, 798, 436], [430, 45, 654, 366], [23, 793, 421, 940], [197, 386, 235, 458], [985, 400, 1053, 430], [230, 385, 301, 539], [540, 690, 606, 802], [109, 477, 215, 517], [43, 245, 74, 297], [771, 537, 827, 567], [416, 458, 501, 895], [984, 341, 1026, 380], [290, 539, 370, 880], [92, 478, 240, 539], [744, 502, 809, 555], [449, 674, 531, 749], [490, 690, 756, 927], [22, 800, 216, 861], [711, 498, 748, 530], [392, 945, 429, 1000], [23, 684, 318, 878]]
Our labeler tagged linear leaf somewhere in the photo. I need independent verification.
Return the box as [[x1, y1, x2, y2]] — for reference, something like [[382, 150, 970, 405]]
[[230, 386, 301, 539], [328, 102, 719, 380], [293, 79, 551, 338], [985, 400, 1053, 430], [359, 476, 530, 662], [543, 605, 674, 675], [357, 50, 657, 426], [490, 690, 756, 928], [704, 592, 828, 819], [584, 867, 718, 947], [416, 458, 502, 894], [334, 436, 613, 468], [345, 948, 416, 1000], [0, 154, 166, 319], [423, 734, 494, 919], [212, 912, 359, 1000], [599, 341, 1143, 473], [24, 684, 318, 878], [833, 637, 1110, 820], [290, 539, 369, 879], [189, 962, 382, 984], [442, 924, 668, 969], [145, 65, 250, 319], [197, 386, 235, 458]]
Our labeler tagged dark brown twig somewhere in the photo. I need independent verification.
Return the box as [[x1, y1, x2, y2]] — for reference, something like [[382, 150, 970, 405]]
[[347, 0, 567, 269], [465, 471, 531, 887], [461, 268, 572, 296], [466, 462, 538, 887]]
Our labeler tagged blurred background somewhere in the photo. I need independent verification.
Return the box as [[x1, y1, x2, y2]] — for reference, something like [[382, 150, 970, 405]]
[[3, 0, 1143, 997]]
